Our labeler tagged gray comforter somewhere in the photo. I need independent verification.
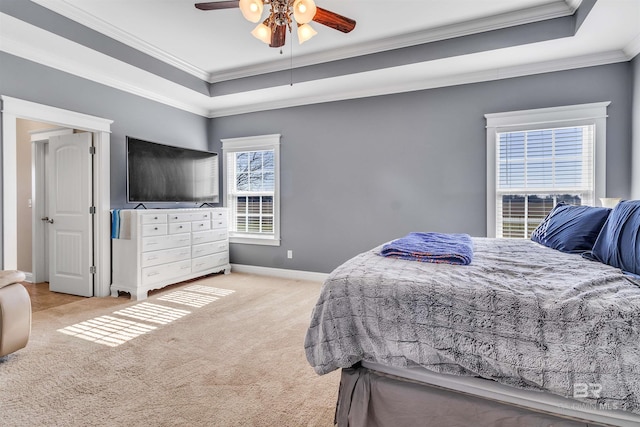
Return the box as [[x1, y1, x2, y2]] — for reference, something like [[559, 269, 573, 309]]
[[304, 238, 640, 414]]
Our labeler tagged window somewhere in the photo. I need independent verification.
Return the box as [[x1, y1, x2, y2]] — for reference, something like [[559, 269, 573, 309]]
[[221, 134, 280, 246], [485, 103, 609, 238]]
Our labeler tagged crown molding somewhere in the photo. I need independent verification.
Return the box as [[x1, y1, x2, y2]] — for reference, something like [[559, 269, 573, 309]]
[[0, 13, 210, 117], [30, 0, 210, 81], [207, 50, 629, 118], [2, 8, 632, 121], [624, 34, 640, 60], [566, 0, 583, 10], [208, 0, 577, 82], [30, 0, 576, 84]]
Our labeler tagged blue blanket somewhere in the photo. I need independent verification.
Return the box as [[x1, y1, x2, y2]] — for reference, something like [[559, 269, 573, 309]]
[[380, 232, 473, 265]]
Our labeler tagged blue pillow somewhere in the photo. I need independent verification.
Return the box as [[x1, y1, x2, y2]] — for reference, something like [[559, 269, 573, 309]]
[[531, 203, 611, 253], [590, 200, 640, 275]]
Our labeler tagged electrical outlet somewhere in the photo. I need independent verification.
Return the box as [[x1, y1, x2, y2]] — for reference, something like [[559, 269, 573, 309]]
[[287, 250, 293, 259]]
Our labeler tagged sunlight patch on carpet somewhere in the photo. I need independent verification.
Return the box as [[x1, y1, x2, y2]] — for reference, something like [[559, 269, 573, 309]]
[[183, 285, 236, 297], [113, 302, 191, 325], [57, 284, 236, 346], [57, 315, 156, 347], [157, 290, 219, 308]]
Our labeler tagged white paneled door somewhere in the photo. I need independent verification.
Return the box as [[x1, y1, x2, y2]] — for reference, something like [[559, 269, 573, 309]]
[[47, 132, 93, 297]]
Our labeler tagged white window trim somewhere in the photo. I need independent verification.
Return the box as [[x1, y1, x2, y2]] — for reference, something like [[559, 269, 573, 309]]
[[221, 134, 281, 246], [485, 102, 610, 238]]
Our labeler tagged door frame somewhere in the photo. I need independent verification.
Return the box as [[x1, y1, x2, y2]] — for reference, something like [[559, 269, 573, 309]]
[[1, 95, 113, 297]]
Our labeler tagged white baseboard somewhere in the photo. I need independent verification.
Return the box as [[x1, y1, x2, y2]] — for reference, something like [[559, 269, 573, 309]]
[[230, 264, 329, 283]]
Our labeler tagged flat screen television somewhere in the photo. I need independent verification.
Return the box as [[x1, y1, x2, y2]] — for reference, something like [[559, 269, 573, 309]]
[[126, 137, 219, 204]]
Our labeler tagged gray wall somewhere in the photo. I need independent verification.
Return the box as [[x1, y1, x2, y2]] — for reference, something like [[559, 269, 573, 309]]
[[0, 52, 210, 209], [1, 52, 635, 275], [211, 62, 634, 273]]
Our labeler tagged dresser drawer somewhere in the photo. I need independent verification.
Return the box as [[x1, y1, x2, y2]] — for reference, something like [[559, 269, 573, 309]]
[[211, 210, 226, 221], [190, 211, 211, 222], [192, 252, 229, 273], [141, 233, 190, 252], [192, 229, 227, 245], [140, 214, 167, 224], [141, 223, 168, 237], [141, 246, 191, 268], [168, 212, 191, 223], [192, 220, 211, 232], [211, 215, 227, 230], [192, 240, 227, 258], [211, 229, 228, 242], [169, 222, 191, 234], [141, 259, 191, 285]]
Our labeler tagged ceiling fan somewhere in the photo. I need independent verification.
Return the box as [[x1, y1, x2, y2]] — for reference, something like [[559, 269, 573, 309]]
[[195, 0, 356, 48]]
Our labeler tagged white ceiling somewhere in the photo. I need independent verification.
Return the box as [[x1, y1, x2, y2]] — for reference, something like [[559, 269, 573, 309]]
[[33, 0, 569, 79], [1, 0, 639, 117]]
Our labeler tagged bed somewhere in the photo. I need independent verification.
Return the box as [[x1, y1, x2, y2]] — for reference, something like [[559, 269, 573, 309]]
[[304, 202, 640, 426]]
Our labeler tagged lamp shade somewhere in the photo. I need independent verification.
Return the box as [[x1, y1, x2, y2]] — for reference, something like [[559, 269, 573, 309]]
[[293, 0, 317, 24], [239, 0, 264, 23], [251, 22, 272, 44], [297, 23, 317, 44]]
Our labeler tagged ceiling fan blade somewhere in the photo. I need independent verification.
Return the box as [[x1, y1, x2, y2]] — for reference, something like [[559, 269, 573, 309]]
[[270, 25, 287, 48], [195, 1, 239, 11], [313, 7, 356, 33]]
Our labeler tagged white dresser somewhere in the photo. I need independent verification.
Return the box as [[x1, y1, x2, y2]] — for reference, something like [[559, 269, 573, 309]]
[[111, 208, 230, 300]]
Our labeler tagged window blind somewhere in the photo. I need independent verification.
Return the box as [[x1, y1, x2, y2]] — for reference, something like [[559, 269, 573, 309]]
[[496, 125, 594, 238]]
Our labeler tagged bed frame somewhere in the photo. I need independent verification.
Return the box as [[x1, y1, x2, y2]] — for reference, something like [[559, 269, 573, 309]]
[[351, 361, 640, 427]]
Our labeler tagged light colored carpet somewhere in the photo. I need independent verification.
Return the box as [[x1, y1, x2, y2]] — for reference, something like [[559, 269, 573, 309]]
[[0, 273, 340, 426]]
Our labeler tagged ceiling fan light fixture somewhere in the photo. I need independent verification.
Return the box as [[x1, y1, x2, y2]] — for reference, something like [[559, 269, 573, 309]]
[[297, 23, 317, 44], [251, 21, 272, 44], [195, 0, 355, 48], [239, 0, 264, 23], [293, 0, 317, 24]]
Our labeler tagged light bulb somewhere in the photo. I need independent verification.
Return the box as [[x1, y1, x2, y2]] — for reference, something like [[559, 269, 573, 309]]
[[239, 0, 264, 23], [251, 23, 272, 44], [293, 0, 316, 24], [297, 23, 317, 44]]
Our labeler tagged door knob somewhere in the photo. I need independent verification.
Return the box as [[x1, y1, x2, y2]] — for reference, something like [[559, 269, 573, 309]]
[[41, 217, 54, 224]]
